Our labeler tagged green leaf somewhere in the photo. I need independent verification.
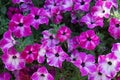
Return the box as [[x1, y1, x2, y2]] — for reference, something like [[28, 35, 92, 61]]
[[0, 6, 7, 14]]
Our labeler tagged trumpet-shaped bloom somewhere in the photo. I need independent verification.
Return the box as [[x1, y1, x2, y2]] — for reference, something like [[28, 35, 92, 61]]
[[91, 0, 112, 18], [108, 18, 120, 39], [80, 13, 103, 29], [78, 30, 100, 50], [98, 53, 120, 78], [21, 44, 40, 63], [9, 14, 32, 38], [56, 26, 71, 42], [46, 46, 69, 68], [2, 48, 25, 71], [0, 31, 16, 53], [77, 52, 96, 76], [31, 67, 54, 80], [30, 7, 49, 30]]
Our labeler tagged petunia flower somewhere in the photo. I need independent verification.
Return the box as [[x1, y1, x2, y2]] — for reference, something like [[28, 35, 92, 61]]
[[91, 0, 112, 18], [29, 7, 49, 30], [7, 7, 20, 20], [9, 14, 32, 38], [56, 26, 71, 42], [74, 0, 91, 12], [21, 44, 40, 63], [78, 30, 100, 50], [88, 65, 111, 80], [31, 67, 54, 80], [111, 43, 120, 60], [80, 13, 104, 29], [41, 29, 59, 47], [1, 47, 25, 71], [46, 46, 69, 68], [77, 52, 96, 76], [98, 53, 120, 78], [108, 18, 120, 39], [0, 30, 16, 53]]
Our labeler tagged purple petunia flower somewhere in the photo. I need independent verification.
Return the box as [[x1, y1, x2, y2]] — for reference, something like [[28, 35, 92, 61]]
[[9, 14, 32, 38], [77, 52, 96, 76], [56, 26, 71, 42], [2, 47, 25, 71], [108, 18, 120, 39], [41, 29, 59, 47], [74, 0, 91, 12], [111, 43, 120, 60], [31, 66, 54, 80], [46, 46, 69, 68], [80, 13, 104, 29], [29, 7, 49, 30], [0, 72, 11, 80], [78, 30, 100, 50], [88, 65, 111, 80], [0, 30, 16, 53], [98, 53, 120, 78], [7, 7, 20, 20], [91, 0, 112, 18]]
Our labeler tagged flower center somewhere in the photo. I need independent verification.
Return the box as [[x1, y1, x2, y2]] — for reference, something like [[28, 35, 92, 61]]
[[98, 72, 102, 76], [73, 58, 76, 61], [62, 32, 66, 35], [108, 61, 112, 65], [102, 10, 105, 13], [116, 24, 119, 27], [55, 53, 59, 57], [34, 15, 39, 20], [18, 23, 23, 27], [41, 74, 45, 77], [81, 1, 85, 5], [81, 62, 85, 67], [12, 56, 17, 59], [28, 51, 32, 54], [87, 37, 91, 41], [49, 35, 53, 39]]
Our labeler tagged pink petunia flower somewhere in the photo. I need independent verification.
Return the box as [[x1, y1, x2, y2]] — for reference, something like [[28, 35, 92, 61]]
[[98, 53, 120, 78], [7, 7, 20, 20], [74, 0, 91, 12], [29, 7, 49, 30], [56, 26, 71, 42], [31, 67, 54, 80], [9, 14, 32, 38], [111, 43, 120, 60], [0, 72, 11, 80], [88, 65, 111, 80], [78, 30, 100, 50], [21, 44, 40, 63], [80, 13, 104, 29], [91, 0, 112, 18], [77, 52, 96, 76], [1, 47, 25, 71], [108, 18, 120, 39], [41, 29, 59, 47], [46, 46, 69, 68], [0, 30, 16, 53], [69, 50, 83, 68]]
